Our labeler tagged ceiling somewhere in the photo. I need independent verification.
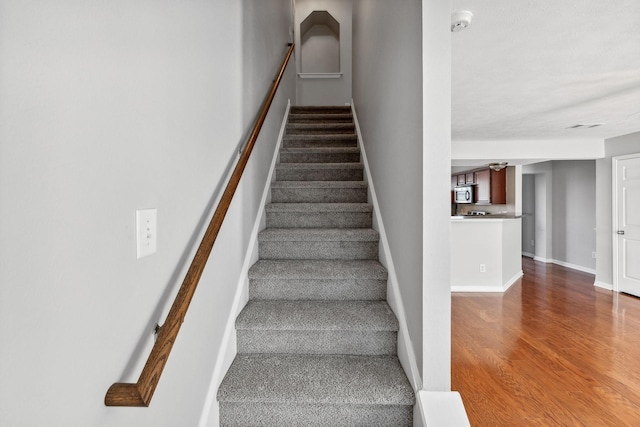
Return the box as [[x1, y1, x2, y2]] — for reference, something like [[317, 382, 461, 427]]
[[451, 0, 640, 166]]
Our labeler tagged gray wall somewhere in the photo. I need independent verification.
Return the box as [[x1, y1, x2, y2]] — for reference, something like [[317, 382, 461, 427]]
[[595, 131, 640, 287], [522, 174, 536, 255], [523, 160, 596, 272], [0, 2, 294, 426], [352, 0, 423, 377], [352, 0, 452, 390], [551, 160, 596, 271]]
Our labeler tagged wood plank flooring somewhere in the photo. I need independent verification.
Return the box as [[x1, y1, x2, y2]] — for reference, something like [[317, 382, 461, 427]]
[[452, 256, 640, 426]]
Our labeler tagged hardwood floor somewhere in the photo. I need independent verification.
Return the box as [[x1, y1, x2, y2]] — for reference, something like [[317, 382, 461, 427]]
[[452, 256, 640, 426]]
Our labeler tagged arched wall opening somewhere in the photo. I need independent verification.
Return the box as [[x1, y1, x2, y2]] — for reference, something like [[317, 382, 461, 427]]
[[300, 11, 340, 74]]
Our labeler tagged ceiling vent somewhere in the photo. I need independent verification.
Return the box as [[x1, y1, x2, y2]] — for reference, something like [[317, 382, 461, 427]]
[[566, 123, 604, 129]]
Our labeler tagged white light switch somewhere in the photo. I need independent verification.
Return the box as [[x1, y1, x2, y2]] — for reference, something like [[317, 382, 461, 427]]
[[136, 209, 157, 259]]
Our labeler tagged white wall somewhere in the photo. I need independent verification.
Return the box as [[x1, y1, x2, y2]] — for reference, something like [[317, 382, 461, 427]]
[[595, 131, 640, 287], [451, 219, 522, 292], [0, 2, 294, 426], [301, 25, 340, 73], [295, 0, 352, 105]]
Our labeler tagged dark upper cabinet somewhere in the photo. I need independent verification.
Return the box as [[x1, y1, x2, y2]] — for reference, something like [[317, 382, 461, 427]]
[[474, 168, 506, 205], [451, 167, 507, 205]]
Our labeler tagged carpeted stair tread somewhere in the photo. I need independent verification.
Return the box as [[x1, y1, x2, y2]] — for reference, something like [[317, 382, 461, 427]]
[[258, 228, 379, 260], [217, 354, 415, 406], [290, 105, 352, 114], [265, 203, 372, 228], [270, 181, 368, 203], [276, 163, 364, 181], [259, 228, 378, 242], [248, 260, 387, 301], [287, 113, 354, 123], [271, 181, 367, 190], [280, 146, 360, 154], [286, 123, 356, 135], [266, 203, 372, 213], [249, 259, 387, 280], [283, 135, 358, 149], [236, 300, 398, 331], [280, 146, 360, 163]]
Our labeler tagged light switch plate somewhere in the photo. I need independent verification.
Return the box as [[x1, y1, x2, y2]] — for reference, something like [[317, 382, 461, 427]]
[[136, 209, 157, 259]]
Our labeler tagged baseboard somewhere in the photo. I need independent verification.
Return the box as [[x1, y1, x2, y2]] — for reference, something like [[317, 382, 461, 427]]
[[533, 255, 549, 263], [522, 251, 535, 258], [351, 102, 423, 393], [451, 271, 523, 293], [417, 391, 471, 427], [549, 259, 596, 275], [198, 101, 291, 427], [594, 280, 613, 291], [503, 270, 524, 291]]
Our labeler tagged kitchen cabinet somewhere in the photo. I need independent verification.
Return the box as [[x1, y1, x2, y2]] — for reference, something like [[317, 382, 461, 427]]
[[465, 173, 475, 184], [475, 168, 506, 205], [452, 167, 507, 205]]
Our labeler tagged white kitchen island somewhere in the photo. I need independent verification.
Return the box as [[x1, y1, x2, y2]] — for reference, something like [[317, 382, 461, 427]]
[[450, 216, 523, 292]]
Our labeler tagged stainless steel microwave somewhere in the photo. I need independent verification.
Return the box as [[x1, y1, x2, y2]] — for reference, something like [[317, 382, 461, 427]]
[[454, 185, 475, 204]]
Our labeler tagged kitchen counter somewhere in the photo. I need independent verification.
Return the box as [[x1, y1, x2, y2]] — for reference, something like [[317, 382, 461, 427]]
[[451, 214, 521, 220], [450, 216, 523, 292]]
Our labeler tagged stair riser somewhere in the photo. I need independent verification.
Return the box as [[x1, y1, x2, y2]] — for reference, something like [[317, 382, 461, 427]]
[[288, 117, 354, 125], [249, 278, 387, 300], [266, 211, 372, 228], [237, 330, 397, 355], [280, 152, 360, 163], [290, 107, 351, 114], [283, 139, 357, 149], [220, 402, 412, 427], [271, 188, 368, 203], [287, 125, 355, 134], [259, 241, 378, 260], [276, 168, 363, 182]]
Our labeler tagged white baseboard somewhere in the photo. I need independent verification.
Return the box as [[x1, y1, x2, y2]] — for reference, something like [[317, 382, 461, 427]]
[[533, 255, 549, 263], [351, 102, 423, 393], [549, 258, 595, 275], [594, 281, 613, 291], [452, 271, 523, 293], [522, 251, 535, 258], [530, 256, 596, 275], [198, 101, 291, 427], [417, 391, 471, 427]]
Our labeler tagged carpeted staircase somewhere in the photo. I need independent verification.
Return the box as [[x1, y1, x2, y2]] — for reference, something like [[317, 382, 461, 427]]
[[217, 106, 415, 426]]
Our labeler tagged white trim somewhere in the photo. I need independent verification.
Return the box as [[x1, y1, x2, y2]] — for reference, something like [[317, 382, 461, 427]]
[[297, 72, 343, 79], [594, 281, 613, 291], [417, 391, 471, 427], [548, 258, 596, 275], [504, 271, 524, 290], [351, 101, 423, 392], [451, 271, 523, 293], [612, 153, 640, 293], [534, 255, 550, 263], [198, 101, 291, 427], [522, 251, 535, 258]]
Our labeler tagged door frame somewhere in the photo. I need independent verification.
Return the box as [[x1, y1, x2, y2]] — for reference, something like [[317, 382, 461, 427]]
[[612, 152, 640, 292]]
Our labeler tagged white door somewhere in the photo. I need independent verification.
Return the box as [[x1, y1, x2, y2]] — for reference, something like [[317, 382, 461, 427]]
[[615, 155, 640, 296]]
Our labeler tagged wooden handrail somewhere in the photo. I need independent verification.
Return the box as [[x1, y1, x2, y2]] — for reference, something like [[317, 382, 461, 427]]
[[105, 43, 295, 407]]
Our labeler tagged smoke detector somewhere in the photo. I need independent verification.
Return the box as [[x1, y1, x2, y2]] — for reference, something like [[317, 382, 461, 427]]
[[451, 10, 473, 32]]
